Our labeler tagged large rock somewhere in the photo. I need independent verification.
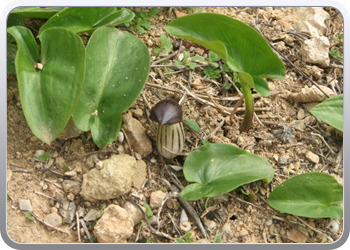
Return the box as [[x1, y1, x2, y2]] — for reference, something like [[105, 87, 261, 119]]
[[300, 37, 330, 68], [123, 113, 153, 158], [80, 154, 137, 202], [94, 205, 134, 243], [285, 7, 330, 37], [287, 85, 334, 103]]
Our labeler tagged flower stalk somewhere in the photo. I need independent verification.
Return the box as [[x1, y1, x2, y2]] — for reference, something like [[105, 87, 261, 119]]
[[150, 99, 185, 163]]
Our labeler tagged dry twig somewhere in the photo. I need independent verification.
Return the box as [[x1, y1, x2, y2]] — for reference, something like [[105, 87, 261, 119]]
[[31, 212, 70, 236]]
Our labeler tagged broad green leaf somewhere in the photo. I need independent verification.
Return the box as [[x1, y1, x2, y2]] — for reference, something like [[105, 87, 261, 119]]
[[72, 27, 150, 148], [10, 7, 64, 19], [7, 14, 24, 44], [7, 44, 17, 73], [238, 72, 254, 88], [165, 13, 285, 80], [7, 14, 23, 73], [7, 26, 85, 144], [39, 7, 134, 36], [268, 172, 343, 219], [181, 143, 274, 200], [309, 94, 343, 132], [252, 76, 270, 97]]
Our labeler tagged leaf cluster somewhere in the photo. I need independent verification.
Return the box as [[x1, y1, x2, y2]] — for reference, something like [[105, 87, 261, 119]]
[[124, 7, 158, 34], [7, 7, 150, 148], [330, 33, 343, 59], [154, 34, 173, 55]]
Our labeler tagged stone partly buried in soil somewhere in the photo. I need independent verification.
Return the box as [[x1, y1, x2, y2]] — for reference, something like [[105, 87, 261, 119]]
[[80, 154, 146, 202], [122, 112, 153, 158], [94, 204, 134, 243]]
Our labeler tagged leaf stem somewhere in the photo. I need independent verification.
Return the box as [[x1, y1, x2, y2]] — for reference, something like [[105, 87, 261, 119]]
[[239, 83, 254, 132]]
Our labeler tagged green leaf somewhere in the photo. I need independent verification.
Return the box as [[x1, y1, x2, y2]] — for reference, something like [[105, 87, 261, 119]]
[[7, 26, 85, 144], [10, 7, 64, 19], [181, 143, 274, 200], [25, 212, 35, 221], [175, 238, 186, 243], [39, 7, 134, 35], [213, 230, 222, 243], [238, 72, 254, 88], [7, 44, 17, 73], [154, 48, 161, 55], [147, 7, 159, 17], [252, 76, 270, 97], [72, 27, 150, 148], [183, 118, 200, 132], [186, 62, 196, 70], [142, 203, 153, 218], [7, 14, 24, 44], [309, 94, 343, 132], [165, 13, 285, 80], [208, 51, 221, 62], [268, 172, 343, 219], [38, 152, 50, 161], [192, 56, 205, 62]]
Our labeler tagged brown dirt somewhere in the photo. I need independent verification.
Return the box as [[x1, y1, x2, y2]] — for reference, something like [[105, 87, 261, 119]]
[[7, 7, 343, 244]]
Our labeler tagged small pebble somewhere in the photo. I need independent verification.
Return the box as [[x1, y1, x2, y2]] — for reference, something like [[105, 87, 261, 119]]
[[35, 150, 45, 159], [150, 190, 166, 209], [117, 131, 124, 143], [305, 151, 319, 164], [297, 109, 305, 120], [95, 160, 104, 170]]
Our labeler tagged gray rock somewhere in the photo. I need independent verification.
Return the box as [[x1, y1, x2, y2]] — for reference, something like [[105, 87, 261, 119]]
[[94, 205, 134, 243], [44, 213, 63, 227], [19, 199, 33, 212], [62, 180, 81, 195], [56, 192, 76, 224], [84, 209, 102, 222], [80, 154, 137, 202], [123, 113, 152, 158], [60, 201, 76, 224]]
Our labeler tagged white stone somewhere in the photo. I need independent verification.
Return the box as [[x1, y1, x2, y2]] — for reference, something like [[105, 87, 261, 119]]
[[285, 7, 330, 37], [94, 205, 134, 243], [300, 37, 330, 68], [150, 190, 166, 209]]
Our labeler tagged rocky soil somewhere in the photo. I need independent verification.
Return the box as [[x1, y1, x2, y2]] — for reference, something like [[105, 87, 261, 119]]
[[7, 7, 343, 244]]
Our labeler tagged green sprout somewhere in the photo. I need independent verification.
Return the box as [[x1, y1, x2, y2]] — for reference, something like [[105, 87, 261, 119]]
[[25, 212, 35, 221], [175, 231, 194, 243], [125, 7, 158, 34], [174, 51, 196, 69], [154, 34, 173, 55]]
